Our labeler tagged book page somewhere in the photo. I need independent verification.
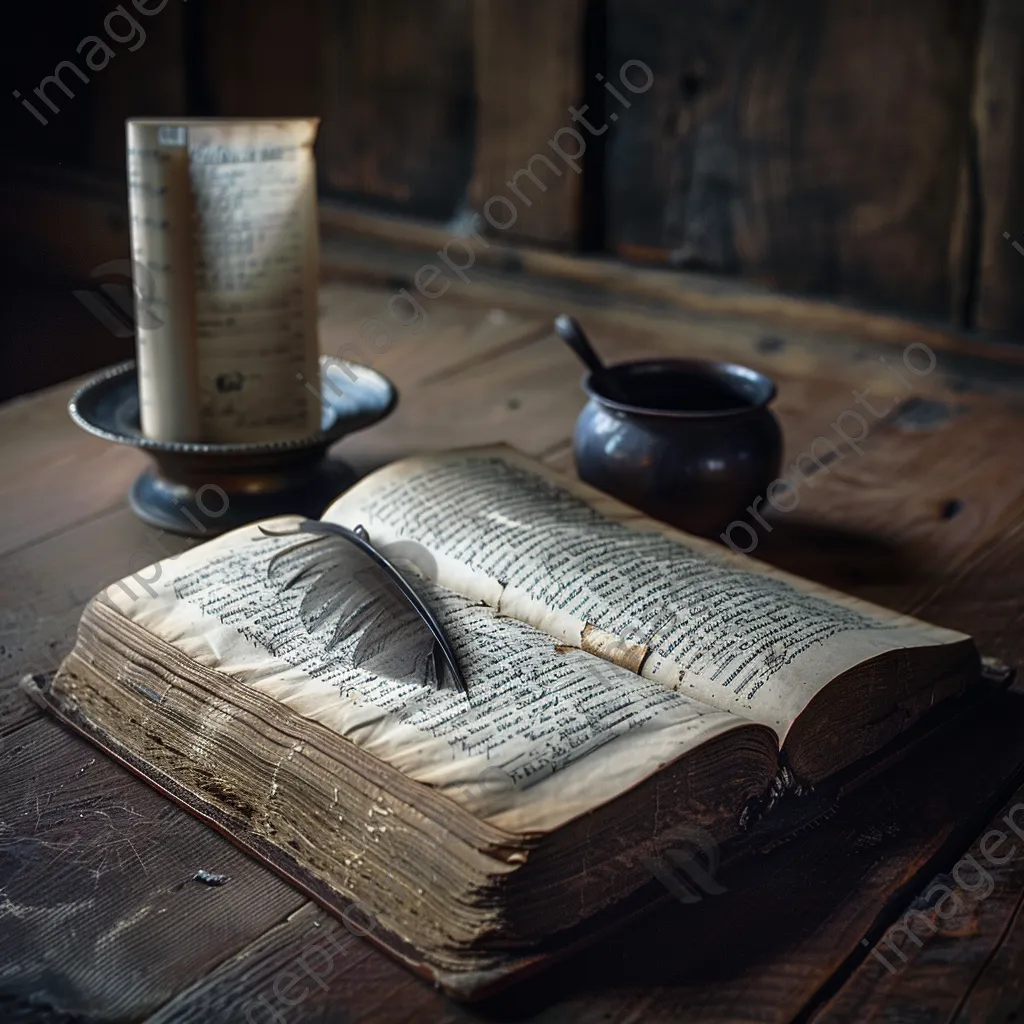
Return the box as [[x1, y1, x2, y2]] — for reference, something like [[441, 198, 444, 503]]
[[322, 448, 969, 738], [126, 118, 321, 443], [102, 521, 758, 835]]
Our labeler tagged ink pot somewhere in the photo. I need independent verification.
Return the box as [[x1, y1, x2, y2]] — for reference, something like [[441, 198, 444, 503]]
[[573, 359, 782, 538]]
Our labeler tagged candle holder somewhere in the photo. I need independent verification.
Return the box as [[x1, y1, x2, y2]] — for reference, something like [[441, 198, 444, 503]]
[[69, 358, 397, 537]]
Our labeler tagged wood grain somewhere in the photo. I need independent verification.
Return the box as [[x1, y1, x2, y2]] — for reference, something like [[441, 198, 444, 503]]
[[141, 902, 467, 1024], [607, 0, 985, 323], [757, 394, 1024, 607], [0, 718, 305, 1021], [0, 508, 194, 740], [468, 0, 587, 247], [605, 0, 754, 272], [810, 778, 1024, 1023], [317, 201, 1024, 366], [8, 0, 1023, 343], [319, 0, 474, 220], [911, 495, 1024, 672], [0, 380, 147, 557], [972, 0, 1024, 337]]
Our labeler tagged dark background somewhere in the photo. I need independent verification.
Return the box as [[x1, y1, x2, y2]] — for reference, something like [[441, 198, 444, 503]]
[[1, 0, 1022, 402]]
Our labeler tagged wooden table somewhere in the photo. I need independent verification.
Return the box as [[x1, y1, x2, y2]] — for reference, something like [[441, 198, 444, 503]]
[[4, 226, 1024, 1023]]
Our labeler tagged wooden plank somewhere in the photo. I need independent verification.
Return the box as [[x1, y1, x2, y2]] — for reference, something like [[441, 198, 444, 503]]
[[142, 902, 471, 1024], [588, 689, 1024, 1024], [973, 0, 1024, 337], [317, 225, 1024, 414], [201, 0, 323, 118], [910, 498, 1024, 671], [319, 0, 474, 219], [607, 0, 984, 322], [952, 847, 1024, 1021], [739, 0, 982, 317], [316, 280, 550, 396], [318, 205, 1024, 368], [605, 0, 754, 272], [756, 394, 1024, 609], [468, 0, 587, 247], [318, 288, 559, 472], [0, 717, 305, 1021], [0, 380, 146, 557], [771, 383, 1024, 1020], [810, 779, 1024, 1023], [0, 507, 195, 739]]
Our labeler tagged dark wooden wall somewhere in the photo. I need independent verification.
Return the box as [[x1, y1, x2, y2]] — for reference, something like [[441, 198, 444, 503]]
[[607, 1, 983, 320], [3, 0, 1023, 339]]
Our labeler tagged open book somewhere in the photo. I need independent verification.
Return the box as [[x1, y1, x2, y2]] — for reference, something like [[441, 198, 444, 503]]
[[47, 447, 978, 992]]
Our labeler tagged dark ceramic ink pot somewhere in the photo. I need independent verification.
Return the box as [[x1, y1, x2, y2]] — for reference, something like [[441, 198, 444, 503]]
[[573, 359, 782, 538]]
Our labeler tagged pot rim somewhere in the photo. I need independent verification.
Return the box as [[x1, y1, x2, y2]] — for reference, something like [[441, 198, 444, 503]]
[[582, 358, 777, 419]]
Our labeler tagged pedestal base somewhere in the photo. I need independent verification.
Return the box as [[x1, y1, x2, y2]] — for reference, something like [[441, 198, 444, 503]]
[[129, 459, 357, 537]]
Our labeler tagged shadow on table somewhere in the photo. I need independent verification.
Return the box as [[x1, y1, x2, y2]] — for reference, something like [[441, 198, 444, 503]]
[[755, 518, 928, 592]]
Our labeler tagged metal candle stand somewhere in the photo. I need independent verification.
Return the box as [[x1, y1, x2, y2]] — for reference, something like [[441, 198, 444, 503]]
[[69, 358, 397, 537]]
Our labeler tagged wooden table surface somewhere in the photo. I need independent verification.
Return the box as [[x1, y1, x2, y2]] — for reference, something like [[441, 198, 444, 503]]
[[4, 229, 1024, 1023]]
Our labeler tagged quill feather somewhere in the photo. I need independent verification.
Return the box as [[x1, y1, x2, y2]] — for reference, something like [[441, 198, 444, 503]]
[[261, 520, 466, 695]]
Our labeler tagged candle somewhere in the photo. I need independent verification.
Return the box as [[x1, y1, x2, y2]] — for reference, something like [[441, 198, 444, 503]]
[[126, 118, 322, 444]]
